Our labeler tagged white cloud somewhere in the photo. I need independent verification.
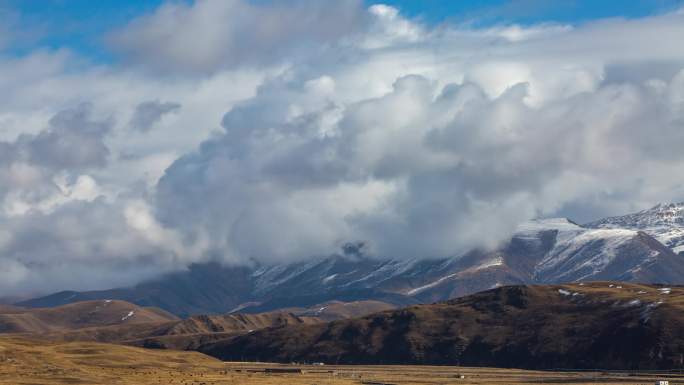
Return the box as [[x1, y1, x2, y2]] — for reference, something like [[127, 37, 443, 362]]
[[109, 0, 367, 74], [2, 1, 684, 294]]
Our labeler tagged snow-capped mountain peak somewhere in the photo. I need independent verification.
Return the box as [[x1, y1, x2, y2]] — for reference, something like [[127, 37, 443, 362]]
[[585, 203, 684, 254]]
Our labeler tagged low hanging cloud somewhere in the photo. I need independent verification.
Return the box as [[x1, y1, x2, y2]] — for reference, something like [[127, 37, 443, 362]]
[[2, 1, 684, 295]]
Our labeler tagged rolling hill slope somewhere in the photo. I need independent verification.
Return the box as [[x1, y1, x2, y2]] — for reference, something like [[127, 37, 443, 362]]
[[0, 300, 177, 334], [0, 299, 391, 350], [199, 282, 684, 370]]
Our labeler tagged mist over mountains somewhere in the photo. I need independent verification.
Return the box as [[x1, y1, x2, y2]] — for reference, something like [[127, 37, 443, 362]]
[[17, 203, 684, 317]]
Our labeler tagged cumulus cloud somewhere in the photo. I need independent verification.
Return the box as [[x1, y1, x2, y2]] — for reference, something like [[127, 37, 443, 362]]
[[0, 104, 113, 214], [149, 4, 684, 264], [3, 1, 684, 294], [0, 104, 186, 294], [156, 69, 684, 261]]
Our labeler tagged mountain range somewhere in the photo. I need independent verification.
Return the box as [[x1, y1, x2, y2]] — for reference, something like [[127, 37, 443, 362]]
[[16, 203, 684, 317]]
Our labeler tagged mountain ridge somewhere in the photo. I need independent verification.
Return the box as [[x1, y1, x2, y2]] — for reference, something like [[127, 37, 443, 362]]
[[586, 202, 684, 254]]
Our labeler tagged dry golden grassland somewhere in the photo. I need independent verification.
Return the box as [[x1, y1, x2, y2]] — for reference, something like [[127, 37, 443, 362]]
[[1, 335, 683, 384]]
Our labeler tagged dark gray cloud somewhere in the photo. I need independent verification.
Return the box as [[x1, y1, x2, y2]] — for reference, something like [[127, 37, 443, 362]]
[[19, 103, 113, 169], [129, 100, 181, 132]]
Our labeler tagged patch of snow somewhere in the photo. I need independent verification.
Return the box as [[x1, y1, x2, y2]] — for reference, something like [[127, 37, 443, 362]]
[[406, 272, 459, 296], [609, 284, 615, 288], [322, 274, 338, 284], [104, 300, 112, 303], [640, 301, 664, 323], [558, 289, 571, 296], [228, 302, 261, 314], [471, 256, 504, 271], [342, 258, 421, 288], [626, 299, 641, 307], [121, 311, 135, 321], [659, 288, 672, 294], [252, 258, 330, 294], [637, 291, 647, 294]]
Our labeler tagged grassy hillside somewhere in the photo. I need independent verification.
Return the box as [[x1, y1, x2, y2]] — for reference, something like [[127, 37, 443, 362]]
[[0, 300, 178, 333], [2, 335, 682, 384], [0, 300, 325, 350], [200, 282, 684, 370]]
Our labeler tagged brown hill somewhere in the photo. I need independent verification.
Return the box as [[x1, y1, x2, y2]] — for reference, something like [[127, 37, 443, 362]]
[[0, 335, 225, 384], [0, 300, 178, 334], [0, 304, 25, 314], [6, 335, 681, 385], [1, 303, 324, 350], [0, 299, 390, 351], [121, 311, 322, 350], [274, 300, 397, 322], [74, 300, 391, 350], [199, 282, 684, 370]]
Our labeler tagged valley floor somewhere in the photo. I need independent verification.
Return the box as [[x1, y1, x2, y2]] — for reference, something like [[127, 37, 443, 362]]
[[1, 336, 683, 385]]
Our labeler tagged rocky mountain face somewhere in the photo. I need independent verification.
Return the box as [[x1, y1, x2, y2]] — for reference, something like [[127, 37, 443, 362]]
[[17, 206, 684, 317], [199, 282, 684, 370]]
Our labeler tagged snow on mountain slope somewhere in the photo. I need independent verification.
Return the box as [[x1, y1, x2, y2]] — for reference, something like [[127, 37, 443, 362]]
[[528, 224, 640, 281], [512, 217, 684, 284], [586, 203, 684, 254], [401, 217, 683, 301]]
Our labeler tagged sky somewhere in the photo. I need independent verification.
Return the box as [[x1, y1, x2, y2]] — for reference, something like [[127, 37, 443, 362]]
[[4, 0, 684, 60], [2, 0, 684, 296]]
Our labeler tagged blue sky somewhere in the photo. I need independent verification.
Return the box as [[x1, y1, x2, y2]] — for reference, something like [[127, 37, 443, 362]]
[[381, 0, 684, 24], [3, 0, 684, 62]]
